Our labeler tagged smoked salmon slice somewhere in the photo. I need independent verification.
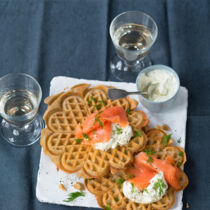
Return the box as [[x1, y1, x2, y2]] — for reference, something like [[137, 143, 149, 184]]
[[129, 152, 182, 191], [100, 106, 128, 127], [82, 121, 112, 144], [82, 113, 101, 134], [127, 164, 158, 189], [75, 106, 129, 144], [75, 124, 83, 139]]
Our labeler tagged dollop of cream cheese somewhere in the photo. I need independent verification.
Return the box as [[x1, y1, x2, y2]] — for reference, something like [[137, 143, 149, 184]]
[[123, 172, 168, 204], [138, 69, 178, 102], [94, 123, 133, 151]]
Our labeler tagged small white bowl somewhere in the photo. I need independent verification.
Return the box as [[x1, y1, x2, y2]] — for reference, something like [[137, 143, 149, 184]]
[[136, 64, 180, 112]]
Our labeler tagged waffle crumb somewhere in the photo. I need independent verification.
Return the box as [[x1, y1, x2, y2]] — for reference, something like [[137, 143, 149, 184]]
[[162, 124, 171, 131], [143, 125, 150, 133], [168, 138, 174, 145], [186, 202, 190, 208], [73, 182, 85, 191], [157, 124, 162, 130], [59, 183, 67, 191]]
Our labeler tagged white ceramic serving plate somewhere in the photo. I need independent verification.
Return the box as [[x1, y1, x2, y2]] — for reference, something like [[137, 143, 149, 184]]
[[36, 76, 188, 209]]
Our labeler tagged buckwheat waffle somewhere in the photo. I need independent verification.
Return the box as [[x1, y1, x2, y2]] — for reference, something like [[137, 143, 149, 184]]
[[162, 146, 187, 167], [85, 143, 188, 210], [125, 131, 148, 153], [85, 173, 176, 210], [145, 127, 187, 167], [41, 84, 149, 177], [43, 91, 89, 133], [128, 111, 149, 130], [41, 128, 91, 173], [146, 128, 174, 146]]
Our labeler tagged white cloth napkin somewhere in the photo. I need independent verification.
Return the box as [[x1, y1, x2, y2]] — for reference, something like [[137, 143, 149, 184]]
[[36, 76, 188, 209]]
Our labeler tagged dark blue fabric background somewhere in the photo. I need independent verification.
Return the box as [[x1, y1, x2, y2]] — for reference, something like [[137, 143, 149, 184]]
[[0, 0, 209, 209]]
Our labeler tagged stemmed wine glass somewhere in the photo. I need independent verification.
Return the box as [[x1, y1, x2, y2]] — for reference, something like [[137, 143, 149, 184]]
[[0, 73, 44, 147], [110, 11, 158, 82]]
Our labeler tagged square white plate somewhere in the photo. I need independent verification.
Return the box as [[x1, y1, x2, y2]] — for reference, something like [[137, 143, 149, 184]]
[[36, 76, 188, 209]]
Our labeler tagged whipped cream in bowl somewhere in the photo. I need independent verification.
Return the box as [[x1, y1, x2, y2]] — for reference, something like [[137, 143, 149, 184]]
[[136, 65, 180, 112]]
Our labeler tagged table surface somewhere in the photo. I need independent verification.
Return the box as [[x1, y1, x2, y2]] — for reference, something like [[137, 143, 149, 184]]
[[0, 0, 209, 210]]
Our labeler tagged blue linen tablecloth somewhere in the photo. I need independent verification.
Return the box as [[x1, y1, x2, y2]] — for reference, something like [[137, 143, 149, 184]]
[[0, 0, 210, 209]]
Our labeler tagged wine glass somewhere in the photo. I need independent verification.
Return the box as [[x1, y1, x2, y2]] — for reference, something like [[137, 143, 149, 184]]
[[0, 73, 44, 147], [109, 11, 158, 82]]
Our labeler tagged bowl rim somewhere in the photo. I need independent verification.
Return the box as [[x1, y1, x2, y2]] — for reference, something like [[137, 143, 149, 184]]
[[136, 64, 180, 104]]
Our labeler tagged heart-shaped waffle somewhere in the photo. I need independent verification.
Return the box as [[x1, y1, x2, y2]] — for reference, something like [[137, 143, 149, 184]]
[[128, 111, 149, 130], [146, 128, 174, 146], [82, 146, 133, 178], [85, 173, 176, 210], [145, 127, 186, 168], [41, 128, 91, 173], [43, 91, 89, 133], [162, 146, 187, 167], [41, 84, 149, 177], [84, 87, 108, 113]]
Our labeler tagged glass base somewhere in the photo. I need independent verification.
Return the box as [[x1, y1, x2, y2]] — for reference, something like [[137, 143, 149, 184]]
[[110, 55, 152, 82], [0, 114, 44, 147]]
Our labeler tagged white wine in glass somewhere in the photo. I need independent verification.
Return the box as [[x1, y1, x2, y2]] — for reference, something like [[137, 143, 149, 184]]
[[110, 11, 158, 82], [0, 73, 44, 147]]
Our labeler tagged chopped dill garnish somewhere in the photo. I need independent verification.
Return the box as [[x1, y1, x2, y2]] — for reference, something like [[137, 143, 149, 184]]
[[74, 138, 82, 143], [90, 96, 96, 103], [177, 138, 182, 144], [94, 104, 102, 110], [128, 174, 134, 179], [144, 147, 156, 156], [144, 147, 156, 164], [87, 99, 92, 106], [115, 127, 122, 135], [179, 151, 184, 157], [104, 206, 112, 210], [126, 108, 131, 114], [131, 183, 135, 193], [154, 179, 166, 196], [114, 197, 119, 202], [99, 99, 106, 105], [162, 134, 172, 146], [93, 111, 103, 128], [63, 192, 85, 202], [177, 161, 181, 167], [133, 129, 142, 138], [82, 133, 91, 141], [116, 179, 125, 186]]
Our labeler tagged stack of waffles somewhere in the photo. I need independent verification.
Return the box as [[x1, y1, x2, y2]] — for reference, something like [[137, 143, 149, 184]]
[[41, 83, 188, 210]]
